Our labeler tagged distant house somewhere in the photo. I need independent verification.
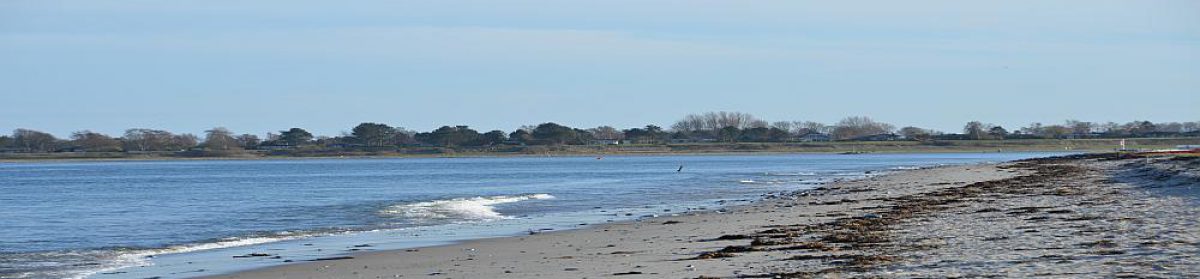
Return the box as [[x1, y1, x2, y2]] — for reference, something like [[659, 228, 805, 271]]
[[852, 134, 901, 141], [589, 139, 621, 145], [799, 133, 832, 142]]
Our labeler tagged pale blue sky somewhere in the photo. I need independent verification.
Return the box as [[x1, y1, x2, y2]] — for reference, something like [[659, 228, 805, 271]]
[[2, 0, 1197, 137]]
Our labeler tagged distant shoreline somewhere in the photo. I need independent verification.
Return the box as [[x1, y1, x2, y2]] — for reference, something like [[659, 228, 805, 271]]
[[3, 137, 1196, 163], [2, 147, 1080, 163]]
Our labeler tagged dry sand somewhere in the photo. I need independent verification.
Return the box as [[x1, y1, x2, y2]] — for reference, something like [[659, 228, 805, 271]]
[[205, 154, 1199, 279]]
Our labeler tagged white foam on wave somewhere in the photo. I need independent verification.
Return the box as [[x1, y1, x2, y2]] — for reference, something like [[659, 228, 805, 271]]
[[380, 194, 556, 221], [158, 235, 301, 255], [763, 172, 817, 176], [58, 235, 307, 279], [29, 194, 551, 279], [0, 249, 165, 279]]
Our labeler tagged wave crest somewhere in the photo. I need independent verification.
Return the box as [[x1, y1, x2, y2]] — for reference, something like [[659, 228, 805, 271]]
[[380, 194, 555, 221]]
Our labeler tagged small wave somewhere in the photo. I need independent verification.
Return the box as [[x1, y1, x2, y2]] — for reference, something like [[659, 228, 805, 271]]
[[763, 172, 817, 176], [156, 235, 301, 255], [380, 194, 555, 221], [889, 166, 922, 170], [833, 171, 868, 176], [1, 248, 159, 279], [738, 180, 789, 185], [0, 233, 316, 279]]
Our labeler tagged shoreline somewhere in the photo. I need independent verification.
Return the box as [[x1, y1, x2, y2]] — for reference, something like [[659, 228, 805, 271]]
[[198, 163, 1008, 279], [199, 153, 1199, 278], [1, 149, 1082, 164]]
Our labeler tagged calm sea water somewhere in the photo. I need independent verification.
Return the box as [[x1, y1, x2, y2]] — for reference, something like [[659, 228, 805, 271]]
[[0, 153, 1058, 278]]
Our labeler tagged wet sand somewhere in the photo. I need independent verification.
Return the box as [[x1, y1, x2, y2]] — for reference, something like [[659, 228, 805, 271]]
[[206, 154, 1199, 278]]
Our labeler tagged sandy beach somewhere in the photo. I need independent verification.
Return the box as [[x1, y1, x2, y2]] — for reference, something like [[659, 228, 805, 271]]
[[204, 154, 1199, 279]]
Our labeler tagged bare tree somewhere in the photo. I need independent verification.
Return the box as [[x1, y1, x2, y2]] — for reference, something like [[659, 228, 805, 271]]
[[70, 130, 122, 151], [1019, 123, 1045, 137], [795, 121, 831, 135], [202, 127, 241, 151], [672, 111, 764, 133], [235, 134, 261, 149], [170, 134, 199, 150], [964, 121, 994, 140], [670, 114, 706, 132], [588, 126, 624, 140], [710, 111, 761, 130], [1064, 120, 1094, 135], [13, 129, 59, 152], [831, 116, 895, 140], [123, 128, 174, 151], [898, 126, 933, 141], [770, 121, 794, 133]]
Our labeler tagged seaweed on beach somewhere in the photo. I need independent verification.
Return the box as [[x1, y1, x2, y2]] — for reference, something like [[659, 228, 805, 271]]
[[693, 153, 1136, 278]]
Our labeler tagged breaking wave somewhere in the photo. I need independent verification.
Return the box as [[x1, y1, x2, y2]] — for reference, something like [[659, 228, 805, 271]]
[[380, 194, 556, 221], [0, 234, 307, 279]]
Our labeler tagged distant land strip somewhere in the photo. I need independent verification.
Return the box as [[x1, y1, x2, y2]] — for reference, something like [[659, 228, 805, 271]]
[[3, 113, 1198, 160]]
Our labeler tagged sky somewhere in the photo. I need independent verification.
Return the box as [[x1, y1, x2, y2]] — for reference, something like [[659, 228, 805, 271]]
[[2, 0, 1198, 137]]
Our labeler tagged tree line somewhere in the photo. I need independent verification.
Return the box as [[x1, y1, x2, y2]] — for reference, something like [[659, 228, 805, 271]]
[[3, 112, 1198, 153]]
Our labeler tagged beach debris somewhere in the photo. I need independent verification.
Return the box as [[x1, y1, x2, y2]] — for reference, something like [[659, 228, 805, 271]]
[[232, 253, 272, 258], [714, 234, 751, 240], [691, 251, 736, 260], [613, 271, 644, 275], [307, 256, 355, 261], [719, 245, 756, 253], [773, 242, 834, 252]]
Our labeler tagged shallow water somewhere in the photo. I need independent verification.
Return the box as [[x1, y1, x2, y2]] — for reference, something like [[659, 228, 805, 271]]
[[0, 153, 1059, 278]]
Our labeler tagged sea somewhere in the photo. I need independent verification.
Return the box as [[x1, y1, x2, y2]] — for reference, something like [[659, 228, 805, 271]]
[[0, 152, 1061, 279]]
